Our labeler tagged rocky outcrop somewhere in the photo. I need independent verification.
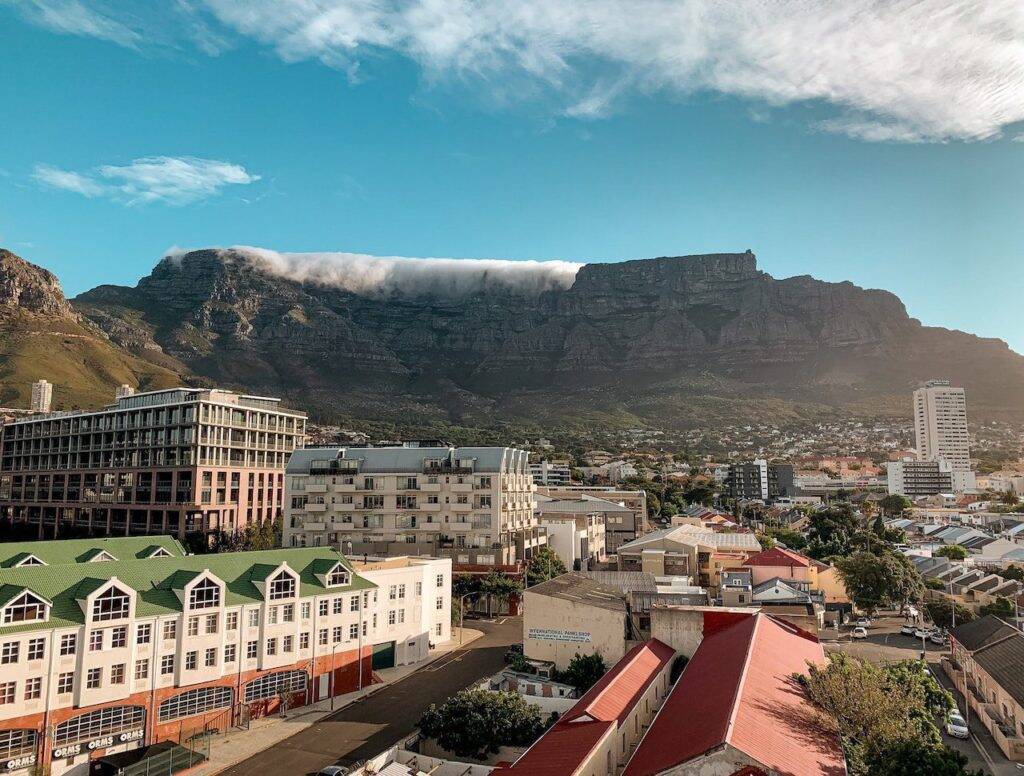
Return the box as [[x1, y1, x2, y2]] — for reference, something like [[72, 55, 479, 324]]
[[0, 249, 77, 318]]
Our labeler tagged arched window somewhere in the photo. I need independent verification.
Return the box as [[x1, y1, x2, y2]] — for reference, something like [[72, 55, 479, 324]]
[[54, 706, 145, 746], [158, 686, 233, 722], [189, 578, 221, 609], [92, 587, 131, 621], [244, 670, 307, 703], [268, 571, 296, 601], [2, 591, 48, 624]]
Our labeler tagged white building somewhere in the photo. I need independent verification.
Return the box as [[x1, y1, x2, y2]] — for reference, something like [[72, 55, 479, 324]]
[[888, 459, 954, 497], [914, 380, 971, 471], [536, 511, 605, 572], [29, 380, 51, 413], [528, 460, 571, 487], [283, 446, 540, 571]]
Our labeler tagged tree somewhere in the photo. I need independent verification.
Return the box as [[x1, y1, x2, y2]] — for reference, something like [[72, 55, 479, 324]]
[[805, 504, 863, 560], [479, 572, 523, 616], [935, 545, 967, 560], [555, 652, 606, 694], [419, 689, 545, 759], [880, 494, 912, 517], [527, 547, 567, 585], [835, 551, 923, 615], [925, 600, 975, 630], [766, 527, 807, 551], [998, 565, 1024, 582], [755, 532, 776, 550], [865, 739, 982, 776], [980, 596, 1015, 618]]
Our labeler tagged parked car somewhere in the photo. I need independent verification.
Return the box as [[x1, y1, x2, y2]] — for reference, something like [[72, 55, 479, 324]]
[[946, 712, 970, 739], [930, 630, 949, 646], [900, 623, 916, 636], [852, 627, 868, 639], [914, 626, 930, 638], [856, 618, 871, 628]]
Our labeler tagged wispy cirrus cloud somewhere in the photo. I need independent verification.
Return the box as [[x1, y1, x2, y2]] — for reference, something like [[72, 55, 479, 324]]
[[7, 0, 1024, 143], [32, 156, 260, 205], [4, 0, 141, 47]]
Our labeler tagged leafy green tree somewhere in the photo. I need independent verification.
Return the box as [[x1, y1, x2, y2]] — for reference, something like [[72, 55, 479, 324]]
[[555, 652, 606, 694], [419, 689, 545, 759], [880, 494, 912, 517], [835, 551, 923, 615], [527, 546, 567, 585], [480, 572, 523, 616], [755, 532, 776, 550], [935, 545, 967, 560], [980, 596, 1015, 618], [925, 600, 975, 629], [805, 504, 863, 560], [766, 527, 808, 551], [999, 565, 1024, 582], [865, 739, 982, 776]]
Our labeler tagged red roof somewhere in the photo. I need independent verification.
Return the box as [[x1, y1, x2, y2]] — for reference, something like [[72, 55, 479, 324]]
[[741, 547, 813, 569], [622, 614, 846, 776], [493, 639, 675, 776]]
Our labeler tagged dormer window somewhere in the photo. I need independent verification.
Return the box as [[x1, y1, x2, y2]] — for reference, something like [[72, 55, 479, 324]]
[[189, 577, 221, 609], [15, 555, 46, 568], [148, 547, 173, 559], [89, 550, 117, 563], [2, 592, 48, 624], [327, 566, 351, 588], [268, 571, 296, 600], [92, 587, 131, 621]]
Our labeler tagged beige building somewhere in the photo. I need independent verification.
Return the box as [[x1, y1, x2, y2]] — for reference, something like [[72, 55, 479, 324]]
[[283, 446, 540, 571], [0, 388, 306, 540], [536, 503, 606, 571], [536, 486, 647, 553], [914, 380, 971, 471], [29, 381, 51, 414]]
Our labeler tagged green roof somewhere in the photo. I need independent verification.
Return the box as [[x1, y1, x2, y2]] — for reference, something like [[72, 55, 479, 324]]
[[0, 547, 375, 637], [0, 536, 187, 568]]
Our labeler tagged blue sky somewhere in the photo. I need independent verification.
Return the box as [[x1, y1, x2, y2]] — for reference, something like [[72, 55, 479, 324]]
[[1, 1, 1023, 351]]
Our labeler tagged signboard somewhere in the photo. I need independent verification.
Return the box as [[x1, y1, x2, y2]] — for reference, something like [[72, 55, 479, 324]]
[[3, 755, 35, 771], [53, 730, 143, 759], [527, 628, 592, 644]]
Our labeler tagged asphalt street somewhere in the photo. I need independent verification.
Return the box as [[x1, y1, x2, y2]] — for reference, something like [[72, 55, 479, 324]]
[[217, 616, 521, 775]]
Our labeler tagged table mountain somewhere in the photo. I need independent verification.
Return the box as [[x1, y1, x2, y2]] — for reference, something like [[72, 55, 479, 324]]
[[66, 247, 1024, 428]]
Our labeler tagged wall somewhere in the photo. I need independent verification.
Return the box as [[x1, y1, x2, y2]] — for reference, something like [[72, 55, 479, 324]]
[[522, 590, 626, 669], [651, 607, 753, 659]]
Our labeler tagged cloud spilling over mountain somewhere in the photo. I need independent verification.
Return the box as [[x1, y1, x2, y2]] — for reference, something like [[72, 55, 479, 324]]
[[165, 246, 583, 298]]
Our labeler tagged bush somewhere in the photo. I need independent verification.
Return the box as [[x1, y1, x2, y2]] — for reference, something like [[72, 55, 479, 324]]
[[554, 652, 607, 694], [419, 689, 545, 760]]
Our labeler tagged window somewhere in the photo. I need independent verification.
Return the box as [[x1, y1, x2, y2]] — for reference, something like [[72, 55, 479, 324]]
[[89, 631, 103, 651], [349, 623, 358, 639], [92, 587, 131, 621], [224, 644, 236, 663], [301, 602, 311, 619], [333, 626, 343, 643], [23, 677, 41, 700], [246, 641, 258, 660], [161, 655, 174, 675], [244, 670, 307, 703], [188, 616, 200, 636], [282, 604, 295, 623], [266, 638, 277, 656], [54, 705, 145, 746], [158, 686, 233, 722], [268, 606, 279, 625], [300, 633, 310, 650], [333, 598, 343, 615], [86, 668, 102, 689], [415, 581, 422, 596], [398, 585, 406, 600], [205, 614, 218, 634], [60, 633, 77, 656], [185, 651, 197, 671], [268, 571, 296, 600], [388, 585, 397, 601], [134, 659, 149, 680], [226, 611, 239, 630], [189, 577, 221, 609], [435, 623, 443, 637], [163, 621, 177, 641], [110, 663, 125, 685], [111, 626, 128, 649], [248, 610, 260, 628], [318, 600, 328, 617], [388, 610, 396, 625], [318, 629, 328, 646], [136, 624, 152, 644], [282, 635, 293, 653], [436, 597, 444, 611], [0, 642, 18, 664], [348, 595, 359, 612], [205, 648, 217, 667], [0, 682, 13, 704], [0, 729, 37, 760], [2, 592, 47, 624], [327, 567, 350, 587], [436, 574, 445, 587], [57, 673, 74, 694]]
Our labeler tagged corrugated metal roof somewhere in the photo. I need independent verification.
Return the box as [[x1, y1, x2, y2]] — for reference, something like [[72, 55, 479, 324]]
[[0, 535, 186, 568]]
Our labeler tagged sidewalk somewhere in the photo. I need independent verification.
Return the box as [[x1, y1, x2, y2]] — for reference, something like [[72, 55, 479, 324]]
[[191, 627, 483, 776]]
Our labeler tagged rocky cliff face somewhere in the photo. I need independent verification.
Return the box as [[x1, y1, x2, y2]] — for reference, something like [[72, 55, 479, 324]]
[[67, 247, 1024, 426], [0, 249, 77, 318]]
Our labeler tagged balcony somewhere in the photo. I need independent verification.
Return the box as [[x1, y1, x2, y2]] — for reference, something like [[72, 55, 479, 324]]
[[451, 483, 473, 493], [420, 483, 441, 493], [334, 482, 356, 492], [302, 521, 327, 532], [305, 502, 327, 512], [328, 519, 353, 531], [419, 502, 441, 512], [452, 501, 472, 512]]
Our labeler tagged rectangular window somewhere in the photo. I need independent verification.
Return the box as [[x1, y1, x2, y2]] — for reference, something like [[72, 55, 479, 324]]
[[282, 604, 294, 623], [89, 631, 103, 651], [185, 652, 197, 670], [248, 610, 259, 628], [398, 610, 405, 624], [388, 610, 396, 625], [86, 668, 101, 689], [268, 606, 278, 625], [187, 616, 199, 636], [349, 623, 358, 639], [23, 677, 41, 700], [333, 626, 343, 643], [0, 642, 19, 664], [333, 598, 343, 615], [111, 626, 127, 649], [349, 596, 359, 612], [266, 638, 277, 656], [436, 597, 444, 611], [398, 584, 406, 599], [110, 664, 125, 685], [60, 633, 76, 656], [163, 621, 177, 641], [205, 614, 218, 634], [436, 574, 444, 587], [388, 585, 397, 601], [246, 641, 258, 659], [205, 648, 217, 667], [224, 644, 236, 663], [134, 659, 149, 680], [301, 602, 311, 619], [27, 638, 44, 661], [282, 635, 293, 653], [0, 682, 13, 704], [161, 655, 174, 675], [318, 629, 328, 646], [318, 600, 328, 617], [415, 581, 422, 596], [300, 633, 310, 650], [226, 611, 239, 630], [435, 623, 443, 637], [57, 672, 74, 694], [136, 624, 152, 644]]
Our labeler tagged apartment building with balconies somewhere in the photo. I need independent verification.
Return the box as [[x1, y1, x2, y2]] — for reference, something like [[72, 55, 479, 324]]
[[0, 388, 306, 540], [0, 540, 449, 776], [283, 446, 541, 570]]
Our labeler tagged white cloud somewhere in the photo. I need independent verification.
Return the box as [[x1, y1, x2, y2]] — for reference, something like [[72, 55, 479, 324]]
[[9, 0, 1024, 142], [6, 0, 141, 47], [168, 245, 584, 298], [31, 157, 260, 205]]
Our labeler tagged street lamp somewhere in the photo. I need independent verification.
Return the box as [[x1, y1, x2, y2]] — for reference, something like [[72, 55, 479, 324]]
[[329, 641, 343, 710], [457, 592, 478, 646]]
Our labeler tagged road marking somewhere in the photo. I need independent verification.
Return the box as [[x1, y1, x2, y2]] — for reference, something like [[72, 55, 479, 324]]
[[971, 733, 996, 773]]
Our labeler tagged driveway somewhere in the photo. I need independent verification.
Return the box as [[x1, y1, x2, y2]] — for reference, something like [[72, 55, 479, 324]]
[[217, 616, 522, 775]]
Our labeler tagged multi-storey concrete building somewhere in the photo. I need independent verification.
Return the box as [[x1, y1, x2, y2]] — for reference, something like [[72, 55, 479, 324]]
[[535, 486, 648, 551], [723, 460, 795, 501], [29, 382, 51, 414], [0, 540, 450, 776], [0, 388, 306, 540], [528, 460, 571, 487], [283, 446, 541, 570], [914, 380, 971, 471], [887, 459, 954, 497]]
